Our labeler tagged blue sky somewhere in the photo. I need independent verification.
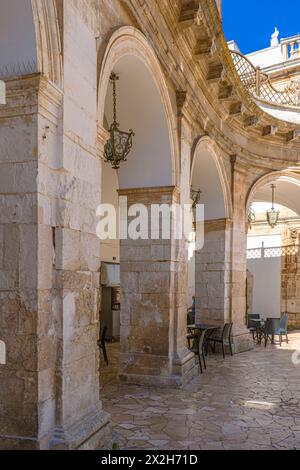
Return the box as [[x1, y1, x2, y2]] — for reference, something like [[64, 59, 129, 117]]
[[223, 0, 300, 54]]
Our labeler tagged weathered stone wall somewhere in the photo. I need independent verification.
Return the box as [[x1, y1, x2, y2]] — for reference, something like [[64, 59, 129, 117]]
[[195, 219, 231, 325], [118, 187, 196, 387], [281, 252, 300, 329]]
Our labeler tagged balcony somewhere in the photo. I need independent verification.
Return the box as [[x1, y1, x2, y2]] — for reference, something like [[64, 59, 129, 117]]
[[281, 35, 300, 62], [231, 50, 300, 108]]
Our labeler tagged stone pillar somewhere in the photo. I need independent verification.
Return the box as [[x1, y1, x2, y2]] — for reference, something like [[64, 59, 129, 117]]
[[50, 125, 110, 450], [230, 165, 253, 352], [0, 74, 110, 450], [0, 75, 41, 450], [281, 230, 300, 329], [195, 219, 232, 325], [118, 186, 196, 387]]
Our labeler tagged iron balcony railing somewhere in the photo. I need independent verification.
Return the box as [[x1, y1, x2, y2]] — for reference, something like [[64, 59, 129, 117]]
[[230, 50, 300, 107], [247, 245, 299, 260]]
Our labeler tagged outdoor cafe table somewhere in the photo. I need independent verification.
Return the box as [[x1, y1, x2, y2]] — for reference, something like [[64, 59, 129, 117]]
[[187, 324, 219, 333], [251, 319, 276, 344]]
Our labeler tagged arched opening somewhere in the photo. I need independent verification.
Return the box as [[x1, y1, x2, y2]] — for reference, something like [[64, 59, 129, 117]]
[[97, 28, 189, 388], [0, 0, 38, 77], [247, 172, 300, 332], [104, 56, 173, 189], [190, 137, 232, 327], [0, 0, 62, 85]]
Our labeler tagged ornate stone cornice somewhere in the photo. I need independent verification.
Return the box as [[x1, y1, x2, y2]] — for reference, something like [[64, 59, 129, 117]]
[[118, 185, 181, 203]]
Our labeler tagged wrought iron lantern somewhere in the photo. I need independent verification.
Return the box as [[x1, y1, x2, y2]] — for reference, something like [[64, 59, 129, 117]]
[[266, 184, 280, 228], [191, 188, 202, 209], [104, 73, 135, 170], [248, 204, 256, 228]]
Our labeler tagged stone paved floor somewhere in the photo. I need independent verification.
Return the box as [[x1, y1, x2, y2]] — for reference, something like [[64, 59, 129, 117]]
[[100, 332, 300, 450]]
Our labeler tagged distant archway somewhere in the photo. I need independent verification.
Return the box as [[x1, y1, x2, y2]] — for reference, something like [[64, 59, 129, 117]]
[[247, 170, 300, 328], [190, 136, 232, 325], [97, 26, 186, 387], [247, 170, 300, 215], [191, 136, 232, 220]]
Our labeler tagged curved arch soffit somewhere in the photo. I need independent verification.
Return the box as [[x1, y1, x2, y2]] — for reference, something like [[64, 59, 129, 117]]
[[246, 170, 300, 212], [31, 0, 63, 86], [97, 26, 179, 187], [191, 136, 233, 220]]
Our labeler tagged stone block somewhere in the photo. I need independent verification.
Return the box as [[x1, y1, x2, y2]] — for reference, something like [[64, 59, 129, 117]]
[[139, 271, 171, 294]]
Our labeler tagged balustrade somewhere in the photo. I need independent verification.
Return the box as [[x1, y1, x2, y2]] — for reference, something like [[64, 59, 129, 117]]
[[231, 50, 300, 107]]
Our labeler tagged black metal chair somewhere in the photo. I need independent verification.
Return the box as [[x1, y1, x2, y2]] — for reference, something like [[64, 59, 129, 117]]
[[206, 323, 234, 359], [274, 314, 289, 346], [187, 310, 196, 349], [247, 314, 260, 341], [98, 326, 109, 366], [262, 317, 281, 347], [189, 329, 207, 374]]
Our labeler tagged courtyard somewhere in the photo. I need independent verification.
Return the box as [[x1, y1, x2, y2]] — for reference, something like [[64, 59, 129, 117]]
[[101, 333, 300, 450], [1, 0, 300, 451]]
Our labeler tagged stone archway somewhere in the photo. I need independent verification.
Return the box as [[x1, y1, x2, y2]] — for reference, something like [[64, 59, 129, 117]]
[[247, 170, 300, 330], [191, 136, 232, 221], [97, 26, 195, 387], [190, 136, 233, 327], [97, 26, 179, 188], [247, 170, 300, 213], [190, 137, 252, 352]]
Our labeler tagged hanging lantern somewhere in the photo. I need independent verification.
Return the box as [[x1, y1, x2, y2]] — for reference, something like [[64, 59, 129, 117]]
[[266, 184, 280, 228], [190, 188, 202, 209], [104, 73, 135, 170], [248, 204, 256, 228]]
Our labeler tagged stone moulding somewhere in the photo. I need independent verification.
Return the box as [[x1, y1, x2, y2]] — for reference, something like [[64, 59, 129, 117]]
[[50, 408, 110, 450], [31, 0, 63, 87]]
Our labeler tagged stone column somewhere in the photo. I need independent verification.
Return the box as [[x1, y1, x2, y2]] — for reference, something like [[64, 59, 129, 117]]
[[195, 219, 232, 325], [281, 229, 300, 329], [195, 162, 253, 353], [0, 74, 110, 450], [118, 186, 196, 387], [50, 122, 110, 450], [230, 164, 253, 352], [0, 75, 41, 450]]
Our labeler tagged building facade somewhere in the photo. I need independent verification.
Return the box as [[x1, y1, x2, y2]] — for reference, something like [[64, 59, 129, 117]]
[[1, 0, 300, 450]]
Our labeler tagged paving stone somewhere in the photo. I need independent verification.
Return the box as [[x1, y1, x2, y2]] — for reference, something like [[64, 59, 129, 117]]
[[101, 332, 300, 450]]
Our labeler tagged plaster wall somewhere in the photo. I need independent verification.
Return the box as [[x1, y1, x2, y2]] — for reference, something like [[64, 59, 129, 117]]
[[248, 257, 281, 318]]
